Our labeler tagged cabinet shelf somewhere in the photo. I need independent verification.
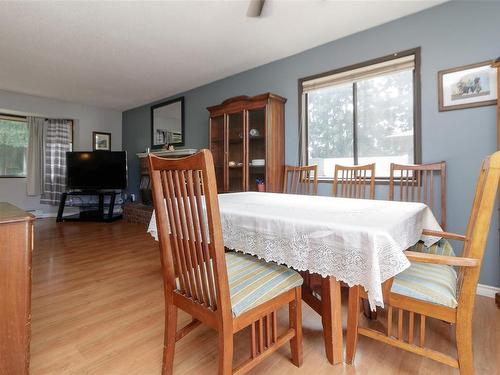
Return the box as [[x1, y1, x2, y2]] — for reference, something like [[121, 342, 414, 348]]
[[249, 135, 265, 141], [213, 136, 264, 144]]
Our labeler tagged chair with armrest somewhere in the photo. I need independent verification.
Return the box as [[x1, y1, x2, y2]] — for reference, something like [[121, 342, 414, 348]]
[[346, 152, 500, 374], [148, 149, 303, 375], [357, 162, 449, 318], [283, 165, 318, 195], [389, 162, 446, 227], [390, 161, 449, 250]]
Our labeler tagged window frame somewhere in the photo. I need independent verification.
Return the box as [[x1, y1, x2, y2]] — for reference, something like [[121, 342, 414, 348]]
[[298, 47, 422, 182]]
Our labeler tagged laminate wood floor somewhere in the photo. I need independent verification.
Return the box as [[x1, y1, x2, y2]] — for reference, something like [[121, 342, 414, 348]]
[[30, 219, 499, 374]]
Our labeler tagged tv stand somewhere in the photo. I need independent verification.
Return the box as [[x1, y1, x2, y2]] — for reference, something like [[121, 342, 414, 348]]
[[56, 191, 122, 223]]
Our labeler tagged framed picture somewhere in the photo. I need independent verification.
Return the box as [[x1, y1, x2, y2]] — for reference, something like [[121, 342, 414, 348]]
[[92, 131, 111, 151], [438, 61, 497, 111]]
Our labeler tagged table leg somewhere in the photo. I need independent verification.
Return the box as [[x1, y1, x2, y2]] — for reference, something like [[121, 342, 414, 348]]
[[320, 276, 343, 364], [346, 285, 360, 364], [363, 299, 377, 320]]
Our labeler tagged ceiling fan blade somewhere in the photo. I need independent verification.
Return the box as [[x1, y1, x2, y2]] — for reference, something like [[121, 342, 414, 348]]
[[247, 0, 265, 17]]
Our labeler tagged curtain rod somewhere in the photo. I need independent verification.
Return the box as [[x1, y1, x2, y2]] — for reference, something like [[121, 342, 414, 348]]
[[0, 112, 74, 122]]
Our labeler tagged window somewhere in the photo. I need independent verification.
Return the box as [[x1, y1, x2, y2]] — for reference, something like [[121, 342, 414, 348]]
[[300, 49, 421, 179], [0, 114, 28, 177]]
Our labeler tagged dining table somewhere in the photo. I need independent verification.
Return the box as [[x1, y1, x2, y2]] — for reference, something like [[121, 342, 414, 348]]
[[147, 191, 442, 365]]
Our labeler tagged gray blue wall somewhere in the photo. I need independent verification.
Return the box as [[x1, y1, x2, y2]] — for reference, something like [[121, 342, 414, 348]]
[[123, 1, 500, 287], [0, 89, 122, 215]]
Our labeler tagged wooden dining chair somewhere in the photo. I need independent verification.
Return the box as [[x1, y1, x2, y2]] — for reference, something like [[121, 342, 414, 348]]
[[282, 164, 342, 363], [148, 149, 304, 375], [359, 162, 449, 319], [346, 152, 500, 374], [283, 165, 318, 195], [296, 163, 377, 365], [332, 163, 376, 199], [389, 161, 446, 229], [332, 163, 377, 320]]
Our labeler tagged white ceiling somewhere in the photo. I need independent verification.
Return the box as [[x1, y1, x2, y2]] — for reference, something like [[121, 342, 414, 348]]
[[0, 1, 445, 111]]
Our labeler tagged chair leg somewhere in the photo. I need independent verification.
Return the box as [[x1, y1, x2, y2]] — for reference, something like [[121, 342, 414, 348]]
[[289, 287, 303, 367], [346, 285, 360, 365], [218, 326, 234, 375], [456, 316, 474, 375], [162, 303, 178, 375]]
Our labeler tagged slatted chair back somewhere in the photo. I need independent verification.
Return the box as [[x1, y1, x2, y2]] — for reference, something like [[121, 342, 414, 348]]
[[283, 165, 318, 195], [389, 162, 446, 230], [332, 164, 376, 199], [457, 156, 499, 300], [148, 150, 231, 317]]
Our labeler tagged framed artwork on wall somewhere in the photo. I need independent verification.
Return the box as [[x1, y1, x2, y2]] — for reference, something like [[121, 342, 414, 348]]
[[93, 131, 111, 151], [438, 60, 497, 112]]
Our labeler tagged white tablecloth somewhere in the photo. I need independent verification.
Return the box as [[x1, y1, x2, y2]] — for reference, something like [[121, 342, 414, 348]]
[[148, 192, 441, 308]]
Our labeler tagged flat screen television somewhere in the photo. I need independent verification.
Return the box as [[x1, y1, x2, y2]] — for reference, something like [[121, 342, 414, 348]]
[[66, 151, 127, 190]]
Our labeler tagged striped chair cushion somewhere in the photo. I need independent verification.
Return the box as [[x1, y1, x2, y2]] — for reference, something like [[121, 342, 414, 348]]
[[226, 252, 303, 316], [176, 252, 303, 317], [391, 262, 458, 308], [410, 238, 455, 256]]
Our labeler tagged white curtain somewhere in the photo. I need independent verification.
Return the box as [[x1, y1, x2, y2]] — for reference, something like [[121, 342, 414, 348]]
[[40, 119, 72, 206], [26, 116, 45, 196]]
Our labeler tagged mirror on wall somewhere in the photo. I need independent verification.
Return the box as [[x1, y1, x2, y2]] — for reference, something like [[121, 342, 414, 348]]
[[151, 97, 185, 148]]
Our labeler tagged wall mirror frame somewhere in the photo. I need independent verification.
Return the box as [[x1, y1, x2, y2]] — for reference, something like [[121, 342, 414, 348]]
[[151, 96, 185, 149]]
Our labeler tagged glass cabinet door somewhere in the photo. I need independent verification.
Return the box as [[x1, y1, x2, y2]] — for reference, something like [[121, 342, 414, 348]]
[[227, 112, 245, 192], [209, 115, 225, 191], [247, 108, 266, 191]]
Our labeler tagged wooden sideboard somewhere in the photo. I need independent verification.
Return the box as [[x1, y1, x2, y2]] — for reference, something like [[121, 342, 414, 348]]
[[123, 149, 198, 223], [136, 149, 197, 205], [0, 203, 34, 375]]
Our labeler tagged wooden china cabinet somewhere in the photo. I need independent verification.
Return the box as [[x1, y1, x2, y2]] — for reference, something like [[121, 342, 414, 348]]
[[207, 93, 286, 193]]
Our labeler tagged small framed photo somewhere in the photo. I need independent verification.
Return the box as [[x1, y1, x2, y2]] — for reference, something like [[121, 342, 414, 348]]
[[92, 131, 111, 151], [438, 61, 497, 112]]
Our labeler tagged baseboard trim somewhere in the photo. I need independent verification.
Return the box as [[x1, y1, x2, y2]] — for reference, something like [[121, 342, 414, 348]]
[[476, 283, 500, 298], [39, 212, 75, 218], [40, 212, 57, 218], [38, 211, 122, 219], [37, 212, 77, 219]]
